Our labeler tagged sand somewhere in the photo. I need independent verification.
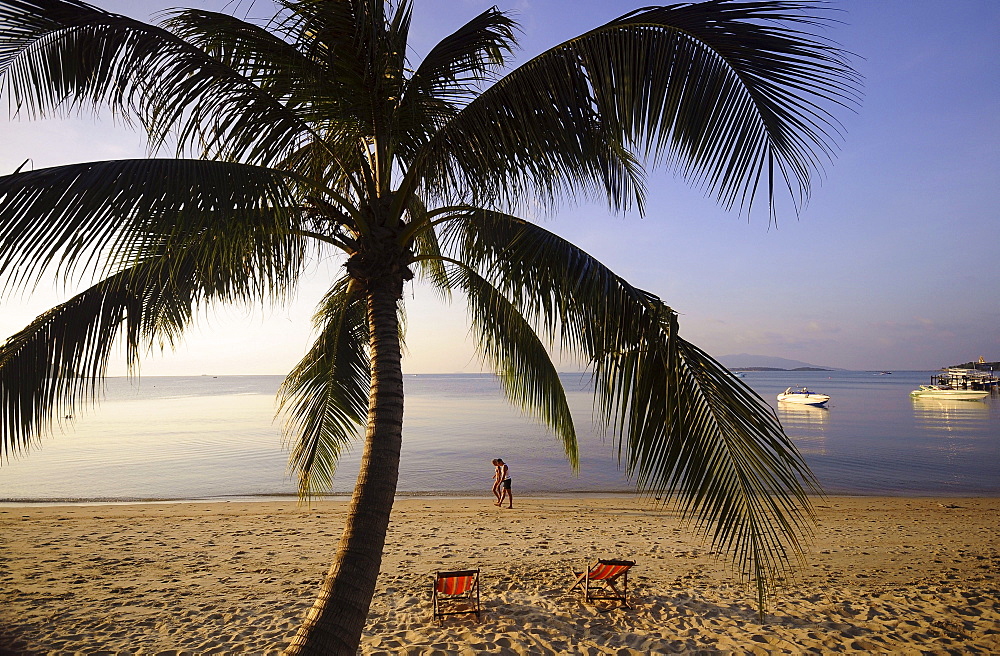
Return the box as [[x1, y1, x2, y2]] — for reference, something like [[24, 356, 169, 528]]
[[1, 496, 998, 655]]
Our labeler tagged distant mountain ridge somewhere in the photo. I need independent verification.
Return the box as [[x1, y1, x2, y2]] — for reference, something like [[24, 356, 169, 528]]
[[717, 353, 840, 371]]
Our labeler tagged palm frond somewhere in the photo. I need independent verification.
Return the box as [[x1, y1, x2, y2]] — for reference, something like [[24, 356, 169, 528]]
[[0, 0, 314, 164], [1, 255, 202, 457], [160, 6, 371, 165], [272, 0, 400, 122], [440, 207, 815, 613], [412, 0, 859, 216], [412, 58, 647, 213], [404, 196, 450, 298], [404, 6, 515, 104], [439, 207, 660, 350], [393, 6, 517, 162], [278, 276, 370, 498], [161, 8, 314, 96], [442, 262, 577, 465], [594, 306, 819, 616], [0, 158, 303, 294]]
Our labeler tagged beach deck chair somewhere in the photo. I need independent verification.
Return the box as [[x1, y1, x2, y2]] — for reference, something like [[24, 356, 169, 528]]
[[569, 559, 636, 608], [432, 569, 481, 621]]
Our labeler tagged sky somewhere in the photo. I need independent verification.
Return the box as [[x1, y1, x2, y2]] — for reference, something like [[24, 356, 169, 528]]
[[0, 0, 998, 374]]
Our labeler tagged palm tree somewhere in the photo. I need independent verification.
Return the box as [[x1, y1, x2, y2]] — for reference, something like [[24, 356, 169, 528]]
[[0, 0, 859, 652]]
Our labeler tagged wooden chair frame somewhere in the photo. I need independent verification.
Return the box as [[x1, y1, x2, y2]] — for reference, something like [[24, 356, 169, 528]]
[[569, 559, 636, 609], [432, 569, 481, 621]]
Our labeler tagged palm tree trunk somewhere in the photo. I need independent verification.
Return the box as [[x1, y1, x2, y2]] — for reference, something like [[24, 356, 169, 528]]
[[283, 278, 404, 655]]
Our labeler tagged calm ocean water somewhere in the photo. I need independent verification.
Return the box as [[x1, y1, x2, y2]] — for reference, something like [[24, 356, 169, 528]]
[[1, 371, 998, 502]]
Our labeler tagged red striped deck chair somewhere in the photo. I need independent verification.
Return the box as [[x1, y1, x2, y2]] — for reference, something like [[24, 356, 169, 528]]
[[569, 559, 636, 608], [432, 569, 481, 621]]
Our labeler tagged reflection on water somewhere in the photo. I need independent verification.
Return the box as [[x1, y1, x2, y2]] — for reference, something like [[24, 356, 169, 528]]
[[911, 397, 990, 434], [788, 434, 827, 456], [909, 397, 989, 488], [778, 404, 829, 456], [778, 403, 831, 428], [909, 398, 988, 489]]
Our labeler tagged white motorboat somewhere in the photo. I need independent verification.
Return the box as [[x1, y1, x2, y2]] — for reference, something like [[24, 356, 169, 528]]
[[910, 385, 989, 401], [777, 387, 830, 406]]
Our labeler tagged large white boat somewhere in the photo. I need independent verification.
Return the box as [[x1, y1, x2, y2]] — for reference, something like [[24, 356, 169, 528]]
[[777, 387, 830, 406], [910, 385, 989, 401]]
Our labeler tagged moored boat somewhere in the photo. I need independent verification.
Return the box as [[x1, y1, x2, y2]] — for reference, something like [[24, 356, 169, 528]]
[[777, 386, 830, 406], [910, 385, 989, 401]]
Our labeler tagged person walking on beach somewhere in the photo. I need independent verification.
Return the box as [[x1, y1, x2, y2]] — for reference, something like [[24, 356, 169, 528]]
[[496, 458, 512, 509], [490, 458, 503, 504]]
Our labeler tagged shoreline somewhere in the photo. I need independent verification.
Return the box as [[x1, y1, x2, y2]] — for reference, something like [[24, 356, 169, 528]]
[[3, 496, 999, 654], [4, 489, 999, 507], [0, 491, 643, 507]]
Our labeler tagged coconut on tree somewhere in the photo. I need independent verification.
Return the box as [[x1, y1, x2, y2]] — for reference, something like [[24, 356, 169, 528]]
[[0, 0, 859, 653]]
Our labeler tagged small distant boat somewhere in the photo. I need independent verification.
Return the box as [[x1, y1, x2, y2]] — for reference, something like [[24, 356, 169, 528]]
[[910, 385, 989, 401], [875, 371, 892, 375], [777, 386, 830, 406]]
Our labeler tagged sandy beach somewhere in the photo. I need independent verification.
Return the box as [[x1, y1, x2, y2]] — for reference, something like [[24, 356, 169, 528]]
[[1, 496, 998, 654]]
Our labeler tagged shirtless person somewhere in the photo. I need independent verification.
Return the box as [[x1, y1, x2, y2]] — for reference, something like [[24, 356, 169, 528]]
[[496, 458, 512, 509]]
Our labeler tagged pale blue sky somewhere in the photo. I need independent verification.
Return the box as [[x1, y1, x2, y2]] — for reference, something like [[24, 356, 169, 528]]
[[1, 0, 998, 373]]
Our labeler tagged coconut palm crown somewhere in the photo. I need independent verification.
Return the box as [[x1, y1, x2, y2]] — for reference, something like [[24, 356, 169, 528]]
[[0, 0, 859, 652]]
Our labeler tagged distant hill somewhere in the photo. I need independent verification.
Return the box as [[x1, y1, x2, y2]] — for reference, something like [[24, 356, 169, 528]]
[[717, 353, 838, 371]]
